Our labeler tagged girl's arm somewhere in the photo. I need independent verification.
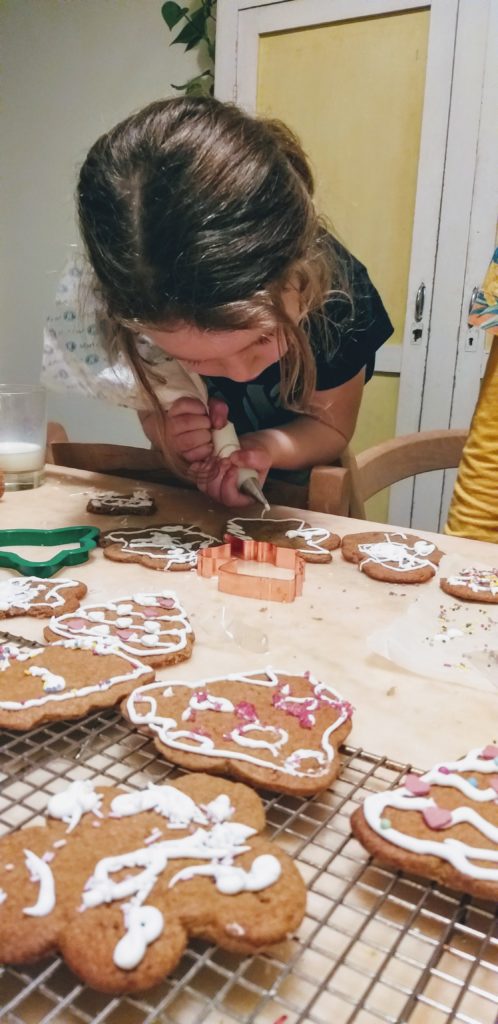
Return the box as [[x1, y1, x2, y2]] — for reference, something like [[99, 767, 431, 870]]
[[239, 367, 365, 470]]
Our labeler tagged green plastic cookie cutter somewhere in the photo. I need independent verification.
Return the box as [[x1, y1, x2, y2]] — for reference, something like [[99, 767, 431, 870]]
[[0, 525, 101, 578]]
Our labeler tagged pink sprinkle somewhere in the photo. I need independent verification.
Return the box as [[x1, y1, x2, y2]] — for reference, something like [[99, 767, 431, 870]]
[[481, 744, 498, 760], [116, 629, 133, 640], [235, 701, 258, 722], [92, 821, 101, 828], [422, 805, 452, 830], [65, 618, 87, 630], [42, 851, 55, 863], [404, 773, 431, 797], [438, 766, 451, 775], [143, 607, 162, 618], [195, 690, 209, 702], [4, 864, 14, 871], [158, 597, 175, 609]]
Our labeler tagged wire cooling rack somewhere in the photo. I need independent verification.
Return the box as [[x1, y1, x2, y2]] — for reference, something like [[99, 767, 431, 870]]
[[0, 673, 496, 1023]]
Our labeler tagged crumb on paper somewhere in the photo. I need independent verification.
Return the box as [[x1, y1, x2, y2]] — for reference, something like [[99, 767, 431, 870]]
[[386, 686, 396, 697]]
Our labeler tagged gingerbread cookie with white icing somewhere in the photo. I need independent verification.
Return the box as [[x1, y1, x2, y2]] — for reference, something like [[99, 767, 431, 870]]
[[0, 575, 87, 619], [44, 591, 194, 668], [87, 488, 157, 515], [341, 531, 443, 583], [0, 639, 154, 731], [225, 516, 340, 563], [123, 668, 353, 796], [351, 745, 498, 900], [440, 567, 498, 604], [99, 523, 221, 571], [0, 773, 306, 993]]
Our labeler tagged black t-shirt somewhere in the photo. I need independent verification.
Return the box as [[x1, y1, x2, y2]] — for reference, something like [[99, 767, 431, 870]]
[[204, 236, 393, 437]]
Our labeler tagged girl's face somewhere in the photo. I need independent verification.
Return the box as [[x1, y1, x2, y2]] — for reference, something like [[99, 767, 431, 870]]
[[141, 286, 301, 381]]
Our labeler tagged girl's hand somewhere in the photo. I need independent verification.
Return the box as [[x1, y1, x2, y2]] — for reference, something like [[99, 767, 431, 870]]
[[191, 443, 271, 507], [162, 396, 229, 463]]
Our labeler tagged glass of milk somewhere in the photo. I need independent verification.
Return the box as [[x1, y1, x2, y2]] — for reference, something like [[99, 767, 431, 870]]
[[0, 385, 46, 489]]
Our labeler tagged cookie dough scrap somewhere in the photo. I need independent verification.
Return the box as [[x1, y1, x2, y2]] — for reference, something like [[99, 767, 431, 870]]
[[0, 638, 154, 731], [87, 489, 157, 515], [0, 575, 87, 618], [225, 516, 340, 563], [342, 531, 443, 583], [440, 567, 498, 604], [44, 591, 194, 668], [0, 774, 306, 993], [123, 667, 353, 796], [351, 744, 498, 901], [99, 523, 222, 571]]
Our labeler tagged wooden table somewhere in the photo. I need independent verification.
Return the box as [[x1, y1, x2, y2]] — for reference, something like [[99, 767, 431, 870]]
[[1, 466, 497, 1024], [1, 465, 496, 766]]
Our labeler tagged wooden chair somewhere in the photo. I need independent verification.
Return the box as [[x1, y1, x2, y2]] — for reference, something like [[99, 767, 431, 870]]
[[308, 429, 468, 518], [46, 422, 185, 485]]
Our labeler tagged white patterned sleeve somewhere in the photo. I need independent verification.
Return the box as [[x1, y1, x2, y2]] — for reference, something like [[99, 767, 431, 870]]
[[41, 258, 146, 409]]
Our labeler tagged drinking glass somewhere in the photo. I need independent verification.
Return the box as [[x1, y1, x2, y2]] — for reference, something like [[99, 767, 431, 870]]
[[0, 385, 47, 489]]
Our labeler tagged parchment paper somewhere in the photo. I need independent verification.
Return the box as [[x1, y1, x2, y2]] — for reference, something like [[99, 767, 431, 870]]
[[367, 554, 498, 691]]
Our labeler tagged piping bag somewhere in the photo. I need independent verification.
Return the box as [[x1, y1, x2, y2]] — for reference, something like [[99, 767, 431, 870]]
[[148, 354, 270, 510]]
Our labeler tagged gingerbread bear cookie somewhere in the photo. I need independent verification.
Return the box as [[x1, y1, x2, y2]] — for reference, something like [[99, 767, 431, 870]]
[[440, 567, 498, 604], [99, 523, 221, 571], [225, 516, 340, 563], [123, 668, 353, 796], [44, 591, 194, 668], [0, 575, 87, 619], [341, 531, 443, 583], [0, 639, 154, 730], [0, 773, 306, 993], [87, 489, 157, 515], [351, 745, 498, 901]]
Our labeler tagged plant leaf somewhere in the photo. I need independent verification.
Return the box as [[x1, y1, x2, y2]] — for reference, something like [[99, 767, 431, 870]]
[[171, 8, 206, 47], [161, 2, 188, 30]]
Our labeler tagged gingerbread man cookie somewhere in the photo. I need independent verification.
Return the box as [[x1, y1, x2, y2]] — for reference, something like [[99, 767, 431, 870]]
[[44, 591, 194, 667], [351, 744, 498, 900], [123, 668, 353, 796], [225, 517, 340, 563], [342, 531, 443, 583], [99, 523, 221, 571], [0, 774, 306, 993], [0, 638, 154, 730], [0, 575, 87, 619], [87, 489, 157, 515], [440, 567, 498, 604]]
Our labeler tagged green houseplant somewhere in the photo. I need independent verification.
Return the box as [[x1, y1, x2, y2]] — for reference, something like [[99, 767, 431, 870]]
[[161, 1, 216, 96]]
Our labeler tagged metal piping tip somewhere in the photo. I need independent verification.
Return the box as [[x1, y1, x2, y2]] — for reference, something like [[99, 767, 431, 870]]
[[240, 477, 270, 512]]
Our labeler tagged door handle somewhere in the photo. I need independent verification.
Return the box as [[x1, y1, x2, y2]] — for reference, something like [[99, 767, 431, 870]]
[[414, 283, 425, 322], [468, 285, 479, 318]]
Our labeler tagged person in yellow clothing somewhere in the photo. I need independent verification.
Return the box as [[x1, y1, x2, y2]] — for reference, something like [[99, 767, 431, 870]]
[[445, 248, 498, 542]]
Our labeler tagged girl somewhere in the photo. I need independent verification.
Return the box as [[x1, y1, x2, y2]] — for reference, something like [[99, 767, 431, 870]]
[[43, 96, 393, 507]]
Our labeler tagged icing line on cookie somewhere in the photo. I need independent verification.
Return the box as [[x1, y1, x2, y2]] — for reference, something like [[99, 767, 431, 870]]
[[358, 534, 436, 574], [47, 591, 192, 658], [22, 849, 56, 916], [126, 668, 352, 779], [362, 746, 498, 881], [102, 525, 220, 568], [0, 640, 151, 711], [0, 577, 82, 613], [226, 517, 334, 555]]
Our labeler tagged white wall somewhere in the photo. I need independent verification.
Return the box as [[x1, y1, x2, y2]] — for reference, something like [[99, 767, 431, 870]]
[[0, 0, 199, 443]]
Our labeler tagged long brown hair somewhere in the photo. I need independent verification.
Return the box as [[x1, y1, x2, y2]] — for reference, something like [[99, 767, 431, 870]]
[[77, 96, 341, 415]]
